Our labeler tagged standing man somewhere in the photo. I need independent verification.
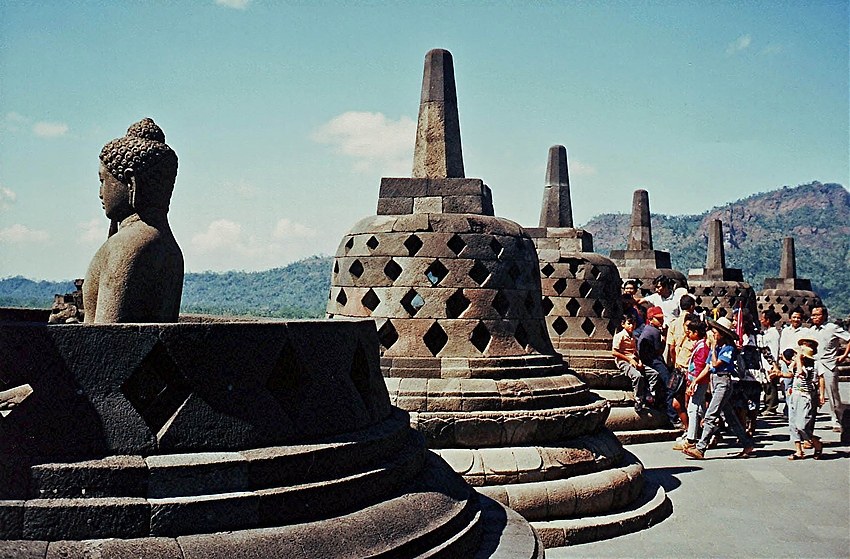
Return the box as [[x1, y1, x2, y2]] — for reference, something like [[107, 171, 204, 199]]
[[808, 305, 850, 432], [778, 307, 810, 414], [758, 309, 782, 414], [640, 275, 688, 327]]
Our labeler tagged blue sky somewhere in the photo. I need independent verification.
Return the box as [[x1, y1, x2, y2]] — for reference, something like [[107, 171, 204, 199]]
[[1, 1, 847, 280]]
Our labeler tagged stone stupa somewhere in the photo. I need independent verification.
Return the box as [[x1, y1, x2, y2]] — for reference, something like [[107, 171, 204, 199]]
[[757, 236, 822, 326], [0, 119, 543, 558], [609, 189, 687, 294], [687, 219, 757, 316], [327, 49, 670, 548], [525, 148, 674, 443]]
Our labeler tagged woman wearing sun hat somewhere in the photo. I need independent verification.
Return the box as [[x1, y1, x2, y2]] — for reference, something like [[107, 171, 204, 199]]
[[683, 316, 755, 460]]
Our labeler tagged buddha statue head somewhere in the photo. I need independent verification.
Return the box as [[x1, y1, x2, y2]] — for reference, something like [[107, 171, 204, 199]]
[[98, 118, 177, 221]]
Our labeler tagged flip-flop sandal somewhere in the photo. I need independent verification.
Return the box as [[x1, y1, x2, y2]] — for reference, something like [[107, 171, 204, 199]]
[[788, 453, 805, 461]]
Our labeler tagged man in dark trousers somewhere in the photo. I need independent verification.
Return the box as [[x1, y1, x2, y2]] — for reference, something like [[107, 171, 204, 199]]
[[639, 306, 682, 429]]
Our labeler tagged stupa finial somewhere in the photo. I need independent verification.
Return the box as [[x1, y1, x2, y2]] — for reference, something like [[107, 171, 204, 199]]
[[780, 237, 797, 279], [412, 49, 464, 179], [706, 219, 726, 270], [538, 145, 573, 228], [627, 189, 652, 251]]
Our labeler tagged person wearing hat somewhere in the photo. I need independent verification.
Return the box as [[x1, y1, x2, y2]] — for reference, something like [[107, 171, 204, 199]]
[[638, 305, 681, 428], [683, 316, 755, 460], [771, 344, 825, 459]]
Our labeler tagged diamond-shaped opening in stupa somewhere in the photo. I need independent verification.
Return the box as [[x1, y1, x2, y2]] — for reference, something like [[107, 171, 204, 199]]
[[344, 237, 354, 254], [581, 317, 596, 337], [592, 299, 606, 317], [468, 261, 490, 286], [404, 234, 423, 257], [361, 288, 380, 313], [541, 263, 555, 277], [423, 322, 448, 356], [446, 289, 470, 319], [541, 296, 554, 315], [491, 291, 510, 318], [336, 288, 348, 306], [470, 322, 491, 353], [566, 298, 581, 317], [489, 238, 504, 257], [377, 319, 399, 350], [366, 236, 379, 251], [425, 260, 449, 286], [553, 278, 567, 295], [552, 317, 568, 335], [447, 234, 466, 256], [349, 259, 364, 279], [514, 323, 529, 349], [384, 259, 403, 281], [401, 289, 425, 316], [578, 281, 592, 298]]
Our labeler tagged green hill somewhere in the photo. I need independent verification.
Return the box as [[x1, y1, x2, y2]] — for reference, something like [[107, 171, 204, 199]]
[[2, 182, 847, 319]]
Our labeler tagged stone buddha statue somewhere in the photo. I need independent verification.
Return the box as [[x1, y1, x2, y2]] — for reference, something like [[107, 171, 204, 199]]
[[83, 118, 183, 323]]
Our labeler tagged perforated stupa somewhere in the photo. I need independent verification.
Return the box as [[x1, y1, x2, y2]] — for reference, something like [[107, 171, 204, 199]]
[[756, 236, 821, 326], [328, 49, 670, 547], [687, 219, 757, 316], [609, 189, 687, 294]]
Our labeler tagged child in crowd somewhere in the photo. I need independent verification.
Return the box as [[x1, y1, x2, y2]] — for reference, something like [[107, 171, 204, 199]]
[[675, 320, 709, 451], [612, 314, 659, 413], [683, 317, 755, 460]]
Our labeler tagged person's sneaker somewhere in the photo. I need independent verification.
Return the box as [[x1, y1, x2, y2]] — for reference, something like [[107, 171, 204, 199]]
[[673, 421, 686, 430], [672, 439, 694, 451], [634, 401, 645, 413], [683, 446, 704, 460]]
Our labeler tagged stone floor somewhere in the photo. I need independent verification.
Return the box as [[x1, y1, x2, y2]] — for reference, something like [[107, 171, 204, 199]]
[[549, 404, 850, 559]]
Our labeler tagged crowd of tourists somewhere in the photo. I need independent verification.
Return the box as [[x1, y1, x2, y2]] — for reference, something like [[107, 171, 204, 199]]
[[613, 275, 850, 461]]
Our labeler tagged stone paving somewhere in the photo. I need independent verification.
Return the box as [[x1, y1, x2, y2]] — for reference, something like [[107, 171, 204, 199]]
[[549, 404, 850, 558]]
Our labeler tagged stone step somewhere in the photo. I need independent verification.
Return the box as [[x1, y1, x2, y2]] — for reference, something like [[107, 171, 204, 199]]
[[615, 429, 684, 445], [531, 478, 672, 548]]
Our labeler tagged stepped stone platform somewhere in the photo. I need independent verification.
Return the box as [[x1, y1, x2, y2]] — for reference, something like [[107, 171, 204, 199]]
[[0, 319, 542, 558], [328, 49, 670, 548]]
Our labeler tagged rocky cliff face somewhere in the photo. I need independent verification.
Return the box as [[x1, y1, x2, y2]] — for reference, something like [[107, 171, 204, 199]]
[[584, 182, 850, 316]]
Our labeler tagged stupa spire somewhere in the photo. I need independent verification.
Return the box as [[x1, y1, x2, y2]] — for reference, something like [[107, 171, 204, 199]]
[[706, 219, 726, 270], [538, 145, 573, 228], [627, 189, 652, 251], [779, 237, 797, 279], [412, 49, 464, 179]]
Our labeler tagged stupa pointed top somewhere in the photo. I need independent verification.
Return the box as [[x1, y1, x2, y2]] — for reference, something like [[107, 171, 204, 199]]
[[706, 219, 726, 270], [627, 189, 652, 251], [779, 237, 797, 279], [412, 49, 464, 179], [539, 145, 573, 228]]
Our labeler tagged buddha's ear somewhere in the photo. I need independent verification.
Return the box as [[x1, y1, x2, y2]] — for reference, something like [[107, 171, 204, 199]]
[[125, 168, 136, 209]]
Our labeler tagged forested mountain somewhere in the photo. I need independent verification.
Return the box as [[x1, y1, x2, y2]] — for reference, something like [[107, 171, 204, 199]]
[[584, 182, 849, 316], [2, 182, 848, 318]]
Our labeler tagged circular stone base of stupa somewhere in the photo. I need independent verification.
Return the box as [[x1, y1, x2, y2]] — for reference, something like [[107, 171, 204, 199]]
[[0, 320, 543, 558], [756, 288, 822, 326]]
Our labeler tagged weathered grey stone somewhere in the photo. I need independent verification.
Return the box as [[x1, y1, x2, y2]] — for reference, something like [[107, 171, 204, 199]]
[[0, 502, 23, 540], [83, 118, 183, 324], [23, 498, 149, 540]]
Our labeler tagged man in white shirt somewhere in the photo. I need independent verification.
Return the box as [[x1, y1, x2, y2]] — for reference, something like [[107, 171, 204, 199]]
[[640, 275, 687, 327], [778, 307, 810, 414], [808, 305, 850, 431]]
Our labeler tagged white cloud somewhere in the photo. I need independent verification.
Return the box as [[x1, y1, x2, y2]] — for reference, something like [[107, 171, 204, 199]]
[[5, 112, 27, 124], [215, 0, 250, 9], [272, 218, 316, 240], [188, 218, 329, 272], [79, 218, 107, 244], [33, 121, 69, 138], [0, 224, 50, 244], [0, 186, 17, 211], [726, 34, 751, 56], [191, 219, 246, 253], [571, 160, 597, 176], [312, 111, 415, 174], [760, 44, 782, 56]]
